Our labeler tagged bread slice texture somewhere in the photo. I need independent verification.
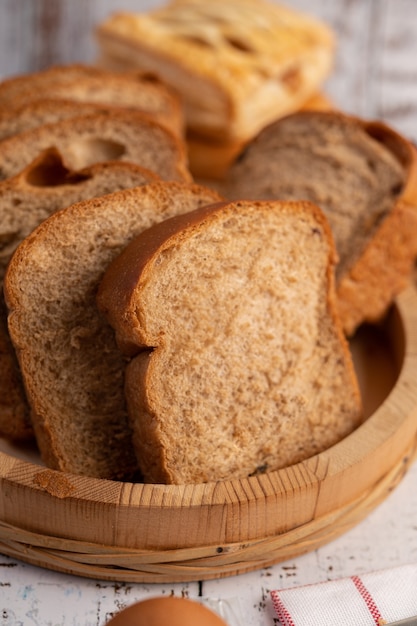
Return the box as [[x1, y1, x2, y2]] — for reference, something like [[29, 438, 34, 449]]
[[0, 149, 159, 443], [186, 92, 334, 180], [98, 199, 362, 484], [0, 98, 182, 144], [96, 0, 334, 142], [220, 111, 417, 335], [0, 110, 191, 183], [0, 64, 123, 101], [0, 100, 107, 142], [0, 64, 184, 137], [4, 181, 222, 479]]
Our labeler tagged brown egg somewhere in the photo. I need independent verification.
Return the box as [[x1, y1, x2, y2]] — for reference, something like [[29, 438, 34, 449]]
[[105, 596, 228, 626]]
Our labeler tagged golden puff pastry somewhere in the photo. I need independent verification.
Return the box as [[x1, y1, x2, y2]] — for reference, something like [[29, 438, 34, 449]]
[[97, 0, 335, 142]]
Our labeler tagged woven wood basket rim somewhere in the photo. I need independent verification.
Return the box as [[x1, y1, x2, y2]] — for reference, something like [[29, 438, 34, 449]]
[[0, 439, 414, 582]]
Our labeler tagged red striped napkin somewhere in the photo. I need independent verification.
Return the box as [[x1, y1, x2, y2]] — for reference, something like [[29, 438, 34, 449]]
[[271, 563, 417, 625]]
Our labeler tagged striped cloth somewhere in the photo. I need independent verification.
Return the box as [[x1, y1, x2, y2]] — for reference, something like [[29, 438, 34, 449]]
[[271, 563, 417, 625]]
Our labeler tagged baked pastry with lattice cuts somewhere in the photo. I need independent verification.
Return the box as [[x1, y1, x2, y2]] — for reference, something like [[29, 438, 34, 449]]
[[97, 0, 334, 142]]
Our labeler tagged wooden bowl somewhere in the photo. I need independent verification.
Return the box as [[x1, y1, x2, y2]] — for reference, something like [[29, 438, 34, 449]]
[[1, 285, 417, 583]]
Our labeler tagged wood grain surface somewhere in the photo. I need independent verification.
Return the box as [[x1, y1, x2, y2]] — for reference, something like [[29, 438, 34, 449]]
[[1, 1, 417, 625]]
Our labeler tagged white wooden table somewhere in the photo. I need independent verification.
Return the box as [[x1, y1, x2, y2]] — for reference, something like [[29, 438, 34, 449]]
[[1, 1, 417, 624]]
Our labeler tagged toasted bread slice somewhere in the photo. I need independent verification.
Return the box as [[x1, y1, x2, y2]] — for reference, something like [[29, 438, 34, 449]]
[[0, 64, 184, 137], [98, 199, 362, 484], [0, 149, 159, 442], [220, 110, 417, 335], [4, 181, 222, 479], [0, 110, 191, 183]]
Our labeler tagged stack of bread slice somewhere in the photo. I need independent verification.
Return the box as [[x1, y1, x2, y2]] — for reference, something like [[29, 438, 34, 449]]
[[1, 0, 416, 484], [0, 64, 194, 446], [0, 64, 190, 182]]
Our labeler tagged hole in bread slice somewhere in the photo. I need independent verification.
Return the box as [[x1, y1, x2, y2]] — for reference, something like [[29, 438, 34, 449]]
[[97, 199, 363, 484], [23, 148, 92, 188]]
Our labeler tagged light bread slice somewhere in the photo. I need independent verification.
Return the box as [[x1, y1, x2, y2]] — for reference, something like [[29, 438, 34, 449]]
[[0, 64, 184, 137], [220, 110, 417, 335], [97, 199, 362, 484], [0, 149, 159, 443], [0, 110, 191, 183], [4, 182, 222, 479], [96, 0, 334, 142]]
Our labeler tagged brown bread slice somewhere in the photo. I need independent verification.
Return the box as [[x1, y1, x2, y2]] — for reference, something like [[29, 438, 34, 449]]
[[98, 199, 362, 484], [0, 100, 107, 142], [0, 149, 159, 442], [0, 64, 184, 136], [0, 99, 181, 143], [220, 110, 417, 335], [0, 110, 191, 183], [4, 181, 222, 479], [186, 92, 334, 180], [0, 64, 127, 101]]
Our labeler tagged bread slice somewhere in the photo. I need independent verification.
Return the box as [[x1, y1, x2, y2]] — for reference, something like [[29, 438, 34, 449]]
[[220, 110, 417, 335], [0, 98, 182, 143], [0, 100, 107, 142], [97, 199, 362, 484], [0, 110, 191, 183], [0, 149, 159, 443], [0, 63, 120, 101], [4, 181, 222, 479], [186, 92, 334, 180], [0, 64, 184, 137], [96, 0, 334, 142]]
